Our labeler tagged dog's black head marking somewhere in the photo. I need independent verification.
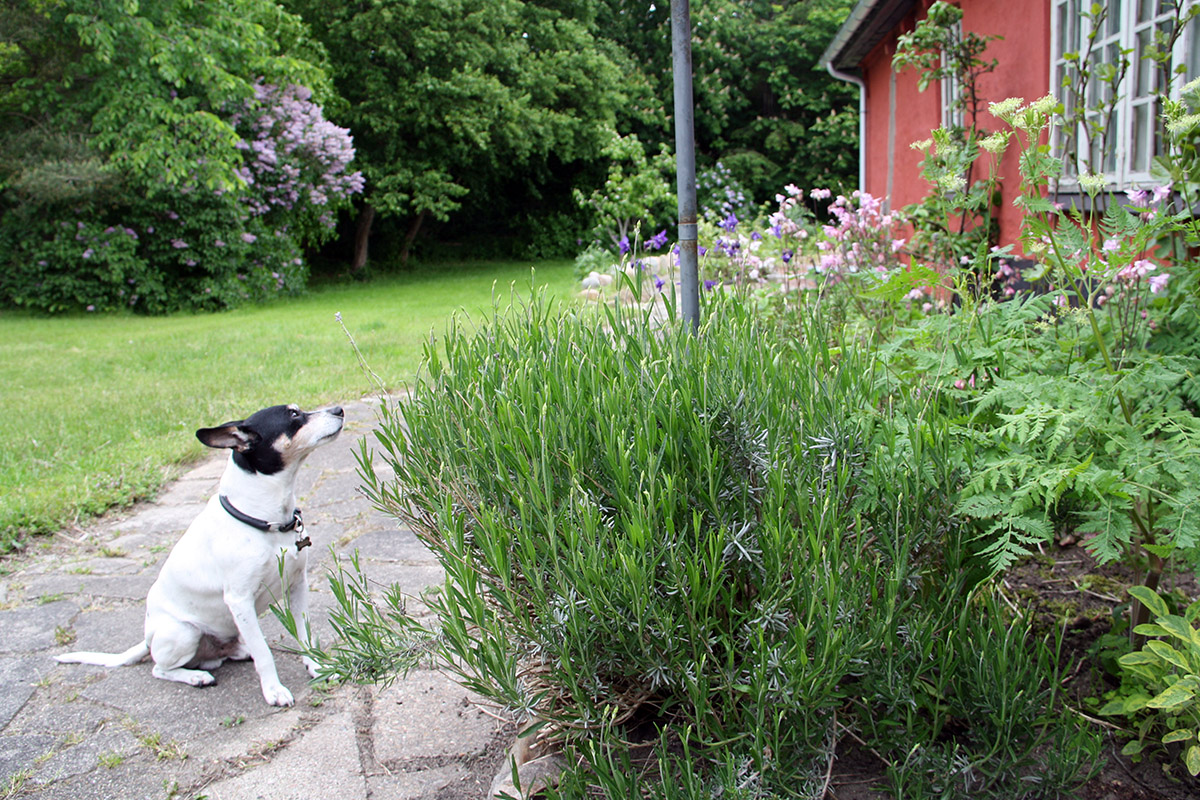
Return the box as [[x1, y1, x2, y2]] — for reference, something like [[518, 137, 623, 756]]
[[196, 405, 344, 476]]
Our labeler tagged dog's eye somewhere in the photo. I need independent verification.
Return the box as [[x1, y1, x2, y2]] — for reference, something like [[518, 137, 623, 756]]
[[290, 409, 300, 419]]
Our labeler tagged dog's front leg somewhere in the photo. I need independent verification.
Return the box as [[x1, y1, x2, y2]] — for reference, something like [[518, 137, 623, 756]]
[[225, 591, 294, 707], [285, 568, 320, 679]]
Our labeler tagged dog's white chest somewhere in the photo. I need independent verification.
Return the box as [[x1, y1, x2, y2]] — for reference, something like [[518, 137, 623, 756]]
[[251, 544, 307, 613]]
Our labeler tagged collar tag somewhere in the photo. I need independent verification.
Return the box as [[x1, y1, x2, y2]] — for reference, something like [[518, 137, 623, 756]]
[[292, 509, 309, 550]]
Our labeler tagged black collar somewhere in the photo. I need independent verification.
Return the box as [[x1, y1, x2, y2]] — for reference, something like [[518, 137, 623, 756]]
[[219, 495, 311, 550]]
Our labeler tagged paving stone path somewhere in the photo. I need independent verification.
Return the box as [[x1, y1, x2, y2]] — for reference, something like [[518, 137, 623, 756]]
[[0, 399, 511, 800]]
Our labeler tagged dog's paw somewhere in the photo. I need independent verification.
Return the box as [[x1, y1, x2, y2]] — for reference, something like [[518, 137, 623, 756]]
[[262, 682, 295, 707], [302, 655, 320, 679], [153, 666, 216, 687]]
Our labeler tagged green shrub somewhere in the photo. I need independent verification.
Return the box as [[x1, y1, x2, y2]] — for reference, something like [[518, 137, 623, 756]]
[[291, 288, 1099, 795], [0, 193, 306, 313], [0, 205, 158, 314], [572, 242, 616, 280], [1101, 586, 1200, 777]]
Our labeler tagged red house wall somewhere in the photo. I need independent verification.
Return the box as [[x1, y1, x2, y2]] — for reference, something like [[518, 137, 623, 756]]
[[860, 0, 1051, 249]]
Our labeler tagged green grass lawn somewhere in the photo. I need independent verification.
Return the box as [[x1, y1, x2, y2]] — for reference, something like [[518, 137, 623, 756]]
[[1, 259, 578, 552]]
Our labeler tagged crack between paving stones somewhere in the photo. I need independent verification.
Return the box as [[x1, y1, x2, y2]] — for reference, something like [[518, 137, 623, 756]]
[[353, 684, 383, 793], [366, 726, 514, 795]]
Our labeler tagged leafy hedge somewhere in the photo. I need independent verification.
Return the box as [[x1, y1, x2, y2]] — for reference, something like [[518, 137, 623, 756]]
[[0, 193, 306, 314]]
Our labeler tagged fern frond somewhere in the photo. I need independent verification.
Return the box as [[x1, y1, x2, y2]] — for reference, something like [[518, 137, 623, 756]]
[[1077, 503, 1136, 564], [978, 514, 1052, 572], [956, 492, 1009, 520]]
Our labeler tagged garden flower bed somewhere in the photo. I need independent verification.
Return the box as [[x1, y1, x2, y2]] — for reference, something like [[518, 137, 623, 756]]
[[288, 92, 1200, 797]]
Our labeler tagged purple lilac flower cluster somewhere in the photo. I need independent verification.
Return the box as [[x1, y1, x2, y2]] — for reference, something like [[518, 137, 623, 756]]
[[696, 162, 754, 223], [67, 220, 140, 264], [235, 84, 365, 225]]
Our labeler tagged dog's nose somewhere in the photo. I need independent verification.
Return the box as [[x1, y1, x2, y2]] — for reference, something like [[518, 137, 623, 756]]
[[329, 406, 344, 418]]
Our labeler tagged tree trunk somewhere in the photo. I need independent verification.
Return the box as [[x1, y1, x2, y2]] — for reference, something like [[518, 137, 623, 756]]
[[400, 210, 427, 267], [350, 204, 376, 275]]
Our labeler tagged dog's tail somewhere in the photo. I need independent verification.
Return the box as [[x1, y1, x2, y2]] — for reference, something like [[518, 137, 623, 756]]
[[55, 642, 150, 668]]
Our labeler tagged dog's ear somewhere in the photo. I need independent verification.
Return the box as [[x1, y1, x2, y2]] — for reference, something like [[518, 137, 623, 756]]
[[195, 422, 261, 452]]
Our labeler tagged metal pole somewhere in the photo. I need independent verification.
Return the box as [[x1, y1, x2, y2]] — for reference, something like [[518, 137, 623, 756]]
[[671, 0, 700, 331]]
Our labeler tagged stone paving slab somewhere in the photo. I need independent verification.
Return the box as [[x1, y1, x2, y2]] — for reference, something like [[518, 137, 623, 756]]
[[0, 601, 80, 654], [0, 399, 513, 800], [202, 710, 367, 800], [21, 572, 158, 603], [368, 764, 471, 800], [373, 673, 499, 764], [0, 660, 43, 731]]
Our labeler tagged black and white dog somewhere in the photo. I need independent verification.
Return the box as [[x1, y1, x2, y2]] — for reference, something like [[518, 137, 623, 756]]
[[56, 404, 344, 706]]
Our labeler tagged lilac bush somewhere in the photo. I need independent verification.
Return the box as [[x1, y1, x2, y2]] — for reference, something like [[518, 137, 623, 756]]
[[1, 84, 363, 314], [696, 161, 757, 223]]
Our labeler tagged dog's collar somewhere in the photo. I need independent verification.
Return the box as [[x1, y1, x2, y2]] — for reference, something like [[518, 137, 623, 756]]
[[218, 495, 311, 551]]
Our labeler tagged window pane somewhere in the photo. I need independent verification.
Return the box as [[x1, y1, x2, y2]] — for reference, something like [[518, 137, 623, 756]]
[[1108, 0, 1124, 34], [1107, 116, 1119, 173], [1060, 67, 1076, 113], [1137, 28, 1153, 95], [1106, 42, 1121, 102], [1088, 49, 1103, 105], [1132, 103, 1150, 172], [1189, 14, 1200, 79], [1058, 1, 1075, 56], [1154, 98, 1164, 165]]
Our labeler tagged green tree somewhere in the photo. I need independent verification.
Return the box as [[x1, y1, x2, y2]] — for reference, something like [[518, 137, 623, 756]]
[[695, 0, 860, 200], [283, 0, 630, 268], [1, 0, 331, 198], [591, 0, 860, 204], [0, 0, 356, 313], [573, 129, 675, 248]]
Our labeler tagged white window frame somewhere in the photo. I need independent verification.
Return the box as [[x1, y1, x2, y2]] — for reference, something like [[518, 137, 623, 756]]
[[1050, 0, 1200, 189]]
